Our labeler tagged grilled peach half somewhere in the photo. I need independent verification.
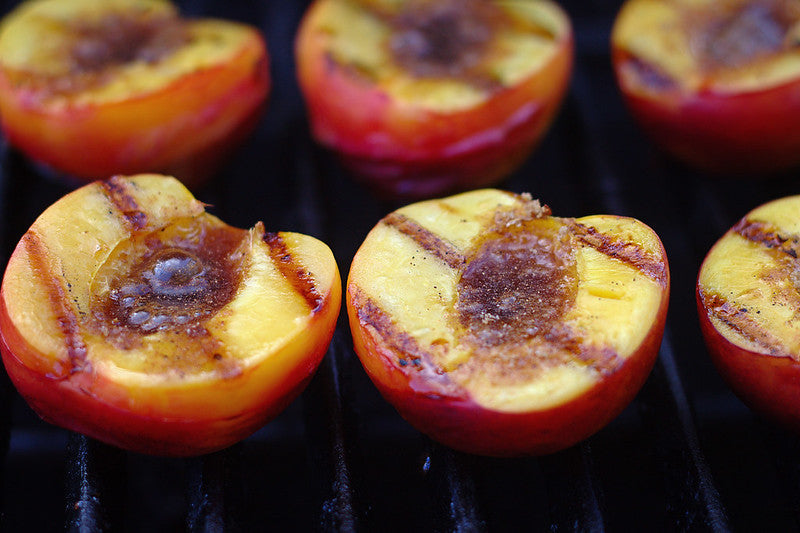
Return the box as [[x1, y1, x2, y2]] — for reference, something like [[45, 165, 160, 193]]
[[347, 190, 669, 456], [0, 175, 340, 456], [0, 0, 270, 187], [295, 0, 573, 199], [612, 0, 800, 175], [697, 196, 800, 430]]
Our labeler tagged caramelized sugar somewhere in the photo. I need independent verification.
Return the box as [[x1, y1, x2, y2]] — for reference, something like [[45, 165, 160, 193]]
[[692, 2, 797, 70], [70, 13, 189, 74], [92, 217, 246, 343], [389, 0, 499, 78], [456, 218, 577, 348], [20, 12, 192, 95]]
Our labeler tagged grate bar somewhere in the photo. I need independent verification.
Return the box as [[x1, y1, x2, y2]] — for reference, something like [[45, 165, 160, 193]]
[[637, 332, 731, 531], [65, 435, 126, 533], [569, 56, 730, 530], [186, 447, 244, 533], [441, 449, 486, 533], [658, 332, 730, 530], [419, 443, 487, 533], [293, 98, 360, 531], [303, 335, 360, 532], [5, 1, 800, 530], [540, 443, 605, 532]]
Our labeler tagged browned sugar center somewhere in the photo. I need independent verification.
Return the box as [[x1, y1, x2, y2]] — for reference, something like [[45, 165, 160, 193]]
[[694, 3, 793, 69], [95, 222, 245, 340], [389, 0, 497, 78], [69, 13, 189, 74], [456, 221, 577, 347]]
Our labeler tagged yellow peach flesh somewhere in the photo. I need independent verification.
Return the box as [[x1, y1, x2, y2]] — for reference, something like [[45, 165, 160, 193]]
[[699, 196, 800, 358], [1, 175, 340, 395], [0, 0, 259, 107], [310, 0, 570, 112], [613, 0, 800, 93], [349, 189, 667, 413], [3, 174, 202, 372]]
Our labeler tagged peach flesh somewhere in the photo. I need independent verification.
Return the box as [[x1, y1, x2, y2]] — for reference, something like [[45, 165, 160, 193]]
[[347, 189, 669, 455], [0, 175, 341, 455]]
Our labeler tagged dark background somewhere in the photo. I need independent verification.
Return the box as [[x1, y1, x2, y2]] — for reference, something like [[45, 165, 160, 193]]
[[0, 0, 798, 531]]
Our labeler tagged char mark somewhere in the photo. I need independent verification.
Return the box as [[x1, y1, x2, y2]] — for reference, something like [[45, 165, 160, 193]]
[[101, 176, 148, 231], [24, 232, 89, 374], [383, 212, 466, 270], [262, 232, 325, 312], [699, 288, 788, 357], [352, 290, 461, 394], [543, 323, 623, 375], [734, 218, 800, 259], [575, 224, 667, 284]]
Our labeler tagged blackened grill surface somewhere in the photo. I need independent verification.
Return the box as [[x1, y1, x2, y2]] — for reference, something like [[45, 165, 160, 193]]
[[0, 0, 799, 531]]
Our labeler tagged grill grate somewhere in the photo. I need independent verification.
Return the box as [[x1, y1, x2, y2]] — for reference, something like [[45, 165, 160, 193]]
[[1, 0, 800, 531]]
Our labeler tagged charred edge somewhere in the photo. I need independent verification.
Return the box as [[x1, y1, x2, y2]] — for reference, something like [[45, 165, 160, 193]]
[[262, 232, 325, 312], [699, 288, 787, 357], [383, 212, 466, 270], [544, 324, 623, 376], [24, 232, 89, 374], [575, 225, 667, 284], [734, 218, 800, 259], [101, 176, 148, 231]]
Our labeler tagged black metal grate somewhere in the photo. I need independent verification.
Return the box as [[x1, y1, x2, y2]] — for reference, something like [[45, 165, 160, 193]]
[[1, 0, 800, 531]]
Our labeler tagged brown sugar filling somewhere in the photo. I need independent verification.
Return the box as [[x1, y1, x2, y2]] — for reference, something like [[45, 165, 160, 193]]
[[18, 12, 191, 96], [69, 13, 189, 74], [456, 218, 577, 349], [691, 2, 797, 70], [91, 217, 246, 347], [388, 0, 499, 80]]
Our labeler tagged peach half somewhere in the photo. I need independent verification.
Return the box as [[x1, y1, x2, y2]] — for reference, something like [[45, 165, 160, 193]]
[[697, 196, 800, 430], [0, 0, 270, 187], [0, 175, 341, 456], [295, 0, 573, 199], [612, 0, 800, 175], [347, 189, 670, 456]]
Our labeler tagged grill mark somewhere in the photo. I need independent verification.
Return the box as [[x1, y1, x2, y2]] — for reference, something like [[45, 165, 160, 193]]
[[23, 231, 89, 375], [363, 206, 651, 383], [619, 51, 677, 91], [383, 212, 466, 270], [351, 290, 460, 394], [262, 231, 324, 312], [699, 287, 789, 357], [101, 176, 148, 231], [575, 224, 667, 284], [354, 288, 622, 387], [456, 315, 624, 378], [734, 218, 800, 258], [543, 323, 624, 375]]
